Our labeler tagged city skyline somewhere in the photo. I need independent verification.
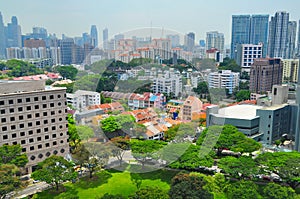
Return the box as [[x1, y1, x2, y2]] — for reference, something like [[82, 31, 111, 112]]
[[2, 0, 300, 44]]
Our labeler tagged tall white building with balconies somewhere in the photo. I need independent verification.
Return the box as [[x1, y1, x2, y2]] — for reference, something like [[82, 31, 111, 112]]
[[208, 70, 239, 94], [67, 90, 100, 111], [152, 70, 182, 97]]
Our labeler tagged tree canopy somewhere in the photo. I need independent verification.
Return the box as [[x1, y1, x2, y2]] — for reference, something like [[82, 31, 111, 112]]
[[54, 65, 78, 80], [0, 144, 28, 167], [31, 155, 77, 190]]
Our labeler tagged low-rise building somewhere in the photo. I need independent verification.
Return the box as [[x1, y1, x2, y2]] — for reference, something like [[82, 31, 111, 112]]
[[67, 90, 100, 111], [208, 70, 239, 94], [180, 96, 203, 121]]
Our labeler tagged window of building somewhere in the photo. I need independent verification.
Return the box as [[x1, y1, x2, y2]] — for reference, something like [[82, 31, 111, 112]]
[[30, 155, 35, 160], [43, 120, 48, 124], [29, 138, 34, 143], [60, 133, 63, 136], [12, 133, 17, 138], [45, 143, 50, 148], [44, 127, 49, 132], [50, 103, 54, 107], [3, 135, 8, 140], [20, 132, 25, 136], [52, 126, 56, 131], [43, 112, 47, 117], [51, 111, 55, 115], [27, 114, 32, 119], [28, 130, 33, 135], [18, 107, 23, 112], [53, 141, 57, 146], [26, 106, 31, 111], [19, 115, 24, 120], [36, 129, 41, 133], [12, 141, 17, 145], [45, 135, 49, 139], [36, 121, 41, 126], [58, 110, 62, 114], [35, 113, 40, 117], [10, 117, 15, 122], [42, 104, 47, 108], [53, 150, 58, 154], [34, 105, 39, 109], [38, 145, 42, 149], [52, 134, 56, 138], [38, 153, 43, 158], [42, 96, 46, 100], [34, 97, 39, 101], [50, 95, 54, 99], [37, 137, 41, 141], [57, 94, 61, 98], [26, 98, 30, 102], [28, 122, 33, 127], [19, 123, 24, 128], [17, 99, 22, 103], [60, 149, 65, 153], [60, 140, 64, 144], [2, 126, 7, 131], [46, 151, 50, 156], [58, 102, 61, 106], [21, 140, 26, 144], [11, 125, 16, 130], [9, 100, 13, 104], [1, 118, 6, 123], [1, 109, 5, 114], [22, 148, 26, 152], [59, 118, 62, 121], [0, 101, 4, 105], [51, 118, 56, 123], [9, 108, 14, 113], [30, 146, 34, 151]]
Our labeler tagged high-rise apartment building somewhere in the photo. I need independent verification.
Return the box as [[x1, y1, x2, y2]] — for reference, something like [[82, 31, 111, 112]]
[[0, 12, 6, 59], [208, 70, 239, 94], [152, 70, 182, 97], [103, 28, 108, 50], [184, 32, 195, 52], [206, 31, 225, 54], [90, 25, 98, 48], [267, 11, 289, 58], [231, 14, 269, 60], [286, 21, 297, 59], [282, 59, 299, 83], [250, 58, 283, 93], [166, 34, 180, 48], [0, 80, 69, 173], [6, 16, 22, 48]]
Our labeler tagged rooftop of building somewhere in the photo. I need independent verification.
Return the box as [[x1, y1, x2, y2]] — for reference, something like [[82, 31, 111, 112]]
[[214, 104, 263, 119], [259, 103, 289, 111]]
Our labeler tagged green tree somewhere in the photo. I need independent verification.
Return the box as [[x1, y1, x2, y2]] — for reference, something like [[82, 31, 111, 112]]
[[100, 193, 125, 199], [218, 156, 258, 179], [0, 164, 21, 197], [71, 144, 90, 174], [169, 172, 213, 199], [263, 183, 296, 199], [76, 125, 94, 141], [197, 125, 261, 153], [130, 186, 169, 199], [31, 155, 77, 191], [193, 82, 209, 96], [225, 180, 262, 199], [0, 144, 28, 167], [5, 59, 43, 77], [236, 90, 251, 102], [130, 140, 166, 168], [54, 65, 78, 80], [218, 57, 241, 72], [110, 136, 130, 165]]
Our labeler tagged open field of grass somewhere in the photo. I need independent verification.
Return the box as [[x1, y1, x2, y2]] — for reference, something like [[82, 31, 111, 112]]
[[33, 165, 179, 199]]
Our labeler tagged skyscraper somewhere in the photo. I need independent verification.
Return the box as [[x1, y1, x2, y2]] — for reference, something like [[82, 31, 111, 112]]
[[6, 16, 22, 48], [206, 31, 225, 53], [166, 34, 180, 48], [90, 25, 98, 48], [267, 11, 289, 58], [249, 15, 269, 57], [286, 21, 297, 59], [250, 58, 283, 93], [0, 12, 6, 59], [231, 15, 251, 59], [103, 28, 108, 50], [231, 14, 269, 60], [59, 38, 74, 65], [185, 32, 195, 52]]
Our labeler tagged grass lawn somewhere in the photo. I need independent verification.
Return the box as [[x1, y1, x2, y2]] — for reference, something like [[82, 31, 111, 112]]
[[33, 165, 179, 199]]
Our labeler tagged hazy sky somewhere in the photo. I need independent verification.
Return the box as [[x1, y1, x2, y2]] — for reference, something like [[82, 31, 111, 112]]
[[2, 0, 300, 45]]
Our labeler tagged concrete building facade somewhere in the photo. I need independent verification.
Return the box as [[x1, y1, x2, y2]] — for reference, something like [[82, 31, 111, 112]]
[[0, 80, 69, 173]]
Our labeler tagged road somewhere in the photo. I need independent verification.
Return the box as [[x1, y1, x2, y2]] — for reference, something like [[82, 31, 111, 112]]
[[12, 182, 50, 199]]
